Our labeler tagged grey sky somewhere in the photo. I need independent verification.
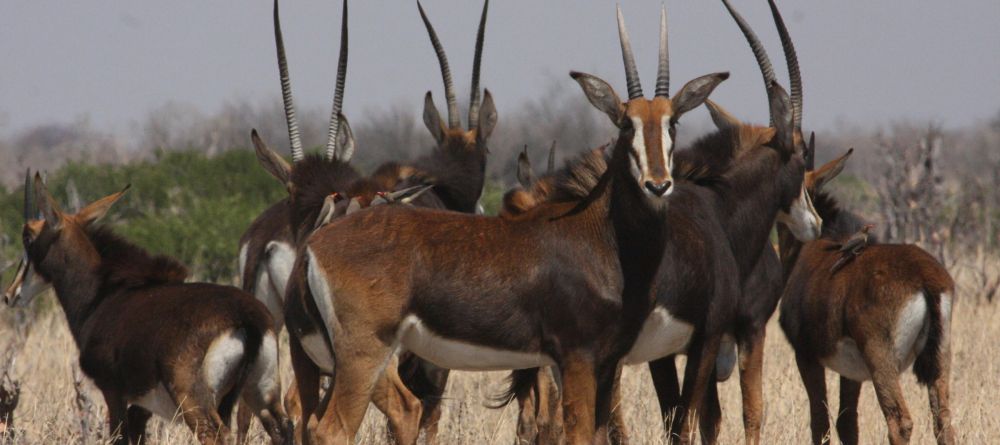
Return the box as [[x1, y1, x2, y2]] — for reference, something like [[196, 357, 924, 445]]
[[2, 0, 998, 138]]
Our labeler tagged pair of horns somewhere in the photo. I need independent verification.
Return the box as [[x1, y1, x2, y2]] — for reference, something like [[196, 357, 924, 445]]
[[418, 0, 490, 129], [721, 0, 803, 131], [616, 5, 670, 99], [273, 0, 350, 162]]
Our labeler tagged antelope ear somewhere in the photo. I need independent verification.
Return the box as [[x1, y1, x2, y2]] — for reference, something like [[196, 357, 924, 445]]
[[251, 129, 292, 190], [767, 81, 795, 153], [704, 99, 741, 131], [476, 89, 498, 144], [570, 71, 626, 127], [810, 148, 854, 191], [423, 91, 446, 143], [78, 185, 130, 227], [516, 146, 534, 188], [336, 114, 356, 162], [33, 173, 62, 229], [672, 72, 730, 119]]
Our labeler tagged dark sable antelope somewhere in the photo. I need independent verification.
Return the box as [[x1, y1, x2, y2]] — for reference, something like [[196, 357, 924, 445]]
[[498, 4, 819, 444], [237, 0, 361, 439], [288, 8, 730, 442], [249, 0, 496, 442], [643, 2, 823, 443], [778, 151, 956, 443], [3, 173, 292, 445]]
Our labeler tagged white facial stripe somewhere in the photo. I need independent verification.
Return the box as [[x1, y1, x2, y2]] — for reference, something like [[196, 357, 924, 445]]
[[660, 115, 674, 174], [629, 116, 648, 181]]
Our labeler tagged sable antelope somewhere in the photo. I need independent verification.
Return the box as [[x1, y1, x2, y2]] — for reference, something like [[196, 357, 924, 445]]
[[496, 4, 819, 443], [778, 146, 956, 444], [644, 2, 824, 443], [3, 173, 292, 445], [237, 0, 361, 439], [248, 1, 496, 442], [289, 7, 730, 438]]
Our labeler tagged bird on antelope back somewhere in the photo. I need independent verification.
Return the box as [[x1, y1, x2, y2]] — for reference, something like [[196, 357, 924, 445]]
[[4, 173, 293, 445], [829, 223, 875, 273], [778, 146, 957, 445]]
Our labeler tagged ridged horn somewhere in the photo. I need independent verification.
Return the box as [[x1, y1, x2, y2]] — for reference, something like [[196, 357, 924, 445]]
[[654, 5, 670, 97], [547, 140, 557, 173], [468, 0, 489, 129], [272, 0, 304, 162], [418, 1, 460, 129], [721, 0, 777, 121], [616, 5, 643, 100], [325, 0, 350, 160], [768, 0, 802, 130]]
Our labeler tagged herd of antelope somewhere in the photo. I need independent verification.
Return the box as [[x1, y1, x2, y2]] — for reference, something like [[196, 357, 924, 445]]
[[0, 1, 957, 444]]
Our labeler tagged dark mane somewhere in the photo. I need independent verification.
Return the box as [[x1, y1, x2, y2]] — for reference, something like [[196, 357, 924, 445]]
[[675, 128, 739, 187], [812, 190, 874, 243], [288, 154, 363, 237], [412, 145, 486, 213], [87, 225, 189, 294], [547, 147, 609, 203]]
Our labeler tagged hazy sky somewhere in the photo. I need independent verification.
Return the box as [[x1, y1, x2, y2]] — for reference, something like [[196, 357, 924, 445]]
[[2, 0, 998, 138]]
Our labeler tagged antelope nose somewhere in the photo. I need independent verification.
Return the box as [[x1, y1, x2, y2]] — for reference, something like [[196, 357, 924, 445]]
[[645, 180, 672, 196]]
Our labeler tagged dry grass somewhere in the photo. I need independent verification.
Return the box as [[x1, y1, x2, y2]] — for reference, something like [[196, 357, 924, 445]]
[[1, 286, 998, 444]]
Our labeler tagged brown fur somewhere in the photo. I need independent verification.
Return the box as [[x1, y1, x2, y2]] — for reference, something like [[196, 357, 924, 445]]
[[778, 155, 956, 445], [14, 182, 293, 445]]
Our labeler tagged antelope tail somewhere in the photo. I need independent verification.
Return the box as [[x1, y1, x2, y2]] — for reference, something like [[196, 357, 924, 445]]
[[913, 288, 945, 385], [488, 368, 538, 409]]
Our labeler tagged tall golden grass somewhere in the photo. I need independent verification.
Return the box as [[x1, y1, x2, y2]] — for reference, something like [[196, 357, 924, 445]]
[[1, 276, 997, 444]]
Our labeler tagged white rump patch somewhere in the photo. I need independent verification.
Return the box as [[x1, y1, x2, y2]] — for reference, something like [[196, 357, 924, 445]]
[[623, 307, 694, 365], [202, 329, 247, 396], [132, 383, 180, 421], [894, 291, 930, 370], [261, 241, 296, 327], [824, 291, 932, 381], [305, 248, 338, 373], [247, 332, 281, 406], [397, 315, 555, 371]]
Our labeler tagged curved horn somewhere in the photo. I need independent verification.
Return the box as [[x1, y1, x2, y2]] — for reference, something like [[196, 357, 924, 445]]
[[325, 0, 350, 160], [23, 169, 33, 221], [721, 0, 776, 121], [768, 0, 802, 130], [418, 1, 460, 129], [468, 0, 489, 129], [616, 5, 643, 100], [654, 5, 670, 97], [273, 0, 304, 162]]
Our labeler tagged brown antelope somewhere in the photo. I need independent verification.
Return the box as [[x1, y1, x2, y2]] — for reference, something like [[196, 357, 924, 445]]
[[778, 146, 956, 444], [496, 4, 819, 443], [3, 173, 292, 445], [248, 1, 497, 442], [288, 4, 731, 438]]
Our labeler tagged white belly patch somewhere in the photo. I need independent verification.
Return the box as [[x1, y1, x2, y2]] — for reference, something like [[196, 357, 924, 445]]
[[624, 307, 694, 365], [823, 291, 931, 381], [202, 330, 246, 396], [131, 384, 180, 421], [397, 315, 555, 371]]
